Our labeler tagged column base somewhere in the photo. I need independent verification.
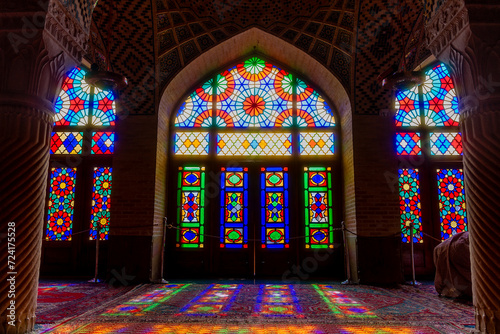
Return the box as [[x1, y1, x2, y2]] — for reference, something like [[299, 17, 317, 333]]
[[0, 312, 36, 334], [475, 306, 500, 333]]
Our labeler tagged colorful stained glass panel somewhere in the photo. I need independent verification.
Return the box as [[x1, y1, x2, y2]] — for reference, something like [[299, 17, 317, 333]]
[[46, 168, 77, 241], [394, 87, 420, 127], [177, 167, 205, 248], [437, 169, 467, 240], [221, 167, 248, 248], [217, 133, 292, 156], [261, 167, 289, 248], [299, 132, 335, 155], [399, 169, 423, 243], [90, 167, 112, 240], [297, 81, 335, 127], [304, 167, 334, 249], [92, 88, 116, 126], [174, 83, 213, 127], [430, 132, 462, 156], [50, 132, 83, 154], [54, 67, 91, 126], [422, 63, 459, 126], [395, 132, 421, 155], [91, 132, 115, 154], [174, 132, 209, 155]]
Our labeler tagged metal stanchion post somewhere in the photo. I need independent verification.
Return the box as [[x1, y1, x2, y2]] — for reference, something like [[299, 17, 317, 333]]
[[342, 221, 352, 284], [89, 233, 101, 283], [409, 222, 419, 286]]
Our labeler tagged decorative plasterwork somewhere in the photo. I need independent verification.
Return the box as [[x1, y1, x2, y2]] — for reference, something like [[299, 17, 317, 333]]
[[44, 0, 88, 62], [425, 0, 469, 57]]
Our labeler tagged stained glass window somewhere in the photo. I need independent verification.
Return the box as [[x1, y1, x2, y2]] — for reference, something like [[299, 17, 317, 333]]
[[395, 87, 420, 127], [54, 67, 91, 126], [220, 167, 248, 248], [399, 169, 423, 243], [50, 132, 83, 154], [174, 132, 210, 155], [422, 64, 459, 126], [299, 133, 335, 155], [90, 167, 112, 240], [92, 132, 115, 154], [437, 169, 467, 240], [430, 132, 462, 156], [172, 56, 337, 156], [217, 133, 292, 156], [261, 167, 289, 248], [304, 167, 334, 248], [46, 168, 77, 241], [395, 132, 421, 156], [177, 166, 205, 248]]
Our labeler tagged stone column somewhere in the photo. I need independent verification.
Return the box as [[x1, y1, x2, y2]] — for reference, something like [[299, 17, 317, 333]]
[[426, 0, 500, 332], [0, 1, 87, 332]]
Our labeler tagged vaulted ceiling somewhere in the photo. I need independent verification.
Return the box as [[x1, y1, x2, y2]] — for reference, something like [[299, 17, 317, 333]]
[[85, 0, 427, 116]]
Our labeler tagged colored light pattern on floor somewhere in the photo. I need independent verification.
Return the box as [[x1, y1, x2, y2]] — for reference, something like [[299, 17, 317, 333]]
[[174, 131, 210, 155], [177, 166, 205, 248], [253, 285, 303, 317], [179, 284, 242, 316], [395, 132, 421, 155], [217, 132, 293, 156], [430, 132, 462, 156], [102, 284, 189, 316], [313, 285, 377, 319], [50, 132, 83, 154], [299, 132, 335, 155], [91, 132, 115, 154], [42, 323, 440, 334]]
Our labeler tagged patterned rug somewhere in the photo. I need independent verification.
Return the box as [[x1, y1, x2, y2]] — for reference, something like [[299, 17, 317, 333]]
[[35, 282, 475, 334]]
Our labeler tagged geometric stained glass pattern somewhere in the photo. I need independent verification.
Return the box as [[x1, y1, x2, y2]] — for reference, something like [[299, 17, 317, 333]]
[[394, 86, 420, 127], [46, 168, 77, 241], [90, 167, 112, 240], [299, 132, 335, 155], [430, 132, 462, 156], [437, 169, 467, 240], [216, 58, 292, 128], [399, 169, 423, 243], [177, 167, 205, 248], [297, 83, 335, 127], [91, 132, 115, 154], [50, 132, 83, 154], [395, 132, 421, 156], [54, 67, 91, 126], [174, 84, 213, 127], [174, 132, 209, 155], [217, 133, 292, 156], [261, 168, 289, 248], [91, 88, 116, 126], [220, 168, 248, 248], [422, 63, 459, 127], [304, 167, 334, 249]]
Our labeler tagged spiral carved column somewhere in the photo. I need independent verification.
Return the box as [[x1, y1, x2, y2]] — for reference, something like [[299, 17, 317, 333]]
[[0, 102, 54, 333]]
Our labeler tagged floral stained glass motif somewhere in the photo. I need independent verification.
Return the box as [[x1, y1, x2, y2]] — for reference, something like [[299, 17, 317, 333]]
[[430, 133, 462, 156], [46, 168, 77, 241], [92, 88, 116, 126], [422, 64, 459, 126], [54, 67, 91, 126], [90, 167, 112, 240], [261, 168, 289, 248], [50, 132, 83, 154], [216, 58, 293, 128], [299, 132, 335, 155], [217, 133, 292, 156], [437, 169, 467, 240], [220, 167, 248, 248], [394, 86, 420, 127], [399, 169, 423, 243], [395, 132, 421, 156], [297, 81, 335, 127], [92, 132, 115, 154], [177, 167, 205, 248], [174, 83, 213, 127], [174, 132, 209, 155], [304, 167, 334, 249]]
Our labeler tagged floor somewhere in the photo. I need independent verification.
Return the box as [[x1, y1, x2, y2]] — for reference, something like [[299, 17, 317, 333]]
[[34, 280, 475, 334]]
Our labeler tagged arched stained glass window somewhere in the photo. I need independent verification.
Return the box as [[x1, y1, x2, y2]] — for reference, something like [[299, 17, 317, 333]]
[[394, 62, 466, 244], [170, 56, 339, 260], [46, 66, 116, 242]]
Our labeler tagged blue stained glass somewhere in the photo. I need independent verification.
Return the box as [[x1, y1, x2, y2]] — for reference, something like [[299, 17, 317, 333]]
[[221, 167, 248, 248], [261, 167, 289, 248]]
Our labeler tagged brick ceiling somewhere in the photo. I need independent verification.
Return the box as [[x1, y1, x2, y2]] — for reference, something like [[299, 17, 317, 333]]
[[87, 0, 425, 115]]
